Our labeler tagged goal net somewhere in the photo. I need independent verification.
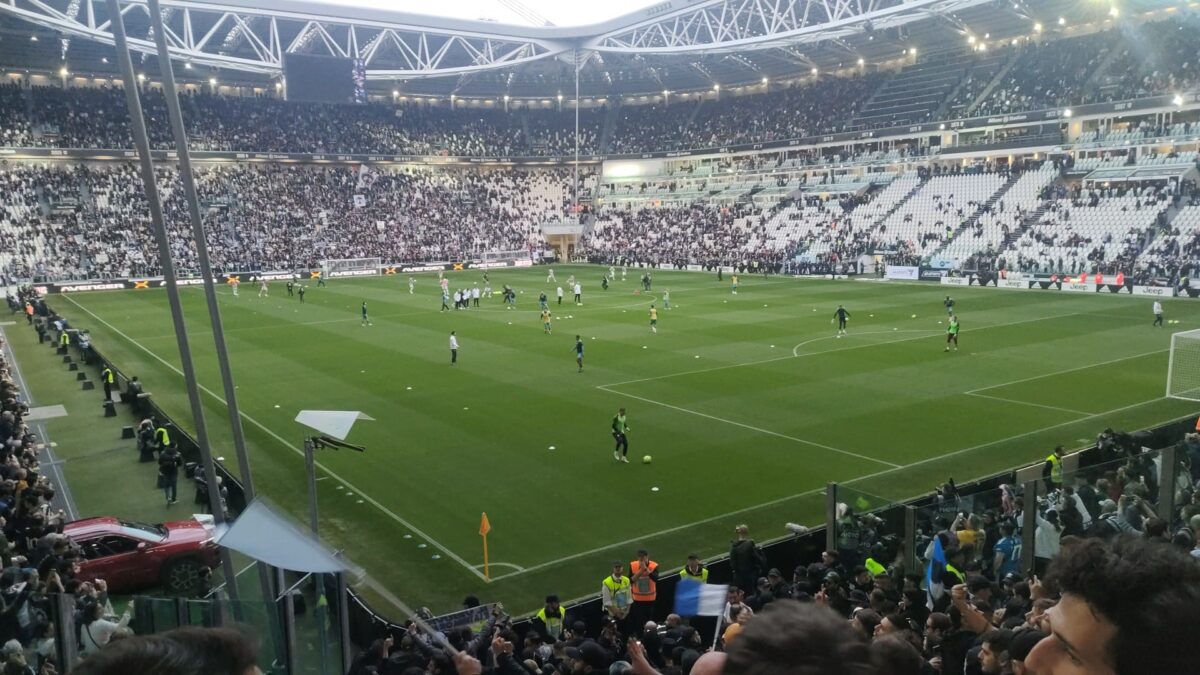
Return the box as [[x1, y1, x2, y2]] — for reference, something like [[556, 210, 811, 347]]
[[480, 249, 530, 266], [1166, 329, 1200, 401], [321, 257, 381, 278]]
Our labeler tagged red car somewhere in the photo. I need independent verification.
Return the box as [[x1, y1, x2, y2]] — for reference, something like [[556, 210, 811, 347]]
[[65, 516, 219, 594]]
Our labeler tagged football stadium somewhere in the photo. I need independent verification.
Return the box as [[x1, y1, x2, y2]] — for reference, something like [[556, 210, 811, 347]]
[[2, 0, 1200, 673]]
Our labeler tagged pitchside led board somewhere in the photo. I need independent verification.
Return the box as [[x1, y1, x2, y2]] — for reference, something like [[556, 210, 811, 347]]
[[283, 53, 358, 104]]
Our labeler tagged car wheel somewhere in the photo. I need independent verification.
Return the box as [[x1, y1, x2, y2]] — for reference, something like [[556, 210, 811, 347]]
[[162, 558, 202, 594]]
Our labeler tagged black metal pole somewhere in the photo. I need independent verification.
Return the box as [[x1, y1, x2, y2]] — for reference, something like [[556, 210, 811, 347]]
[[104, 0, 238, 590]]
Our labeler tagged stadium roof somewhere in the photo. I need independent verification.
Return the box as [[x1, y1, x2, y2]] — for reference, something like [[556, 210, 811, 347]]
[[0, 0, 1181, 99]]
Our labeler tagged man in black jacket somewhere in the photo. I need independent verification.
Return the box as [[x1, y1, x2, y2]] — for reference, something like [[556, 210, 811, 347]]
[[729, 525, 764, 594]]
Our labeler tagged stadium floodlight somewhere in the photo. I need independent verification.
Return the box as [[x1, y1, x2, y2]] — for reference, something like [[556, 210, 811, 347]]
[[1174, 94, 1185, 106], [59, 67, 68, 77], [1034, 22, 1043, 32], [858, 58, 865, 66], [761, 76, 768, 84], [184, 62, 192, 69], [712, 83, 720, 91], [1109, 6, 1119, 18], [1062, 108, 1073, 118], [1058, 17, 1066, 25], [392, 89, 399, 96], [137, 73, 145, 82], [209, 77, 217, 86]]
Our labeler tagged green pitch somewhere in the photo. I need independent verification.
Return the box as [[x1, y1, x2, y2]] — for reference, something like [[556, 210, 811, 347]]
[[37, 265, 1200, 614]]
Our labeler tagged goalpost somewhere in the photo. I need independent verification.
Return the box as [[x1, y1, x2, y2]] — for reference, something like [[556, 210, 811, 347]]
[[480, 249, 530, 266], [320, 257, 381, 278], [1166, 329, 1200, 401]]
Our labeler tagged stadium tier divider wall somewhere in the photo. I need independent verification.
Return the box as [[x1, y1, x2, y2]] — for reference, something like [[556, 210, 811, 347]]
[[35, 289, 1199, 654]]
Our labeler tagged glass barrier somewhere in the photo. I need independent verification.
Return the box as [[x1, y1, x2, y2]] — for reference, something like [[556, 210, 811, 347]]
[[1052, 448, 1166, 541], [831, 485, 906, 572], [912, 472, 1020, 582]]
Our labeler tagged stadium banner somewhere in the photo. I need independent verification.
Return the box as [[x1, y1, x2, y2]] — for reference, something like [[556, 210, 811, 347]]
[[940, 277, 970, 287], [997, 279, 1027, 290], [1061, 282, 1098, 293], [885, 265, 920, 280], [919, 268, 949, 280], [686, 264, 704, 272], [1132, 285, 1173, 297]]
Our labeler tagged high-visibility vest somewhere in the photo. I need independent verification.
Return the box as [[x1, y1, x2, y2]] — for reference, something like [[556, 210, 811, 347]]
[[864, 557, 886, 577], [59, 332, 69, 346], [630, 560, 658, 602], [102, 369, 114, 384], [535, 606, 565, 639], [679, 565, 709, 584], [1046, 453, 1063, 485], [602, 575, 631, 611], [155, 427, 171, 447]]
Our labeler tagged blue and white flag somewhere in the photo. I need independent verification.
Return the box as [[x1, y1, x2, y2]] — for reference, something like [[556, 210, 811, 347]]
[[926, 535, 947, 609], [674, 582, 728, 617]]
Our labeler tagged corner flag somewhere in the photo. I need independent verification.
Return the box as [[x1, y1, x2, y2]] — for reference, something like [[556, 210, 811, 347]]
[[479, 512, 492, 580]]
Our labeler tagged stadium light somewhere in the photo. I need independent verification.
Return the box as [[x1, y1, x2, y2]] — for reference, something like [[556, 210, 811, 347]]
[[209, 77, 217, 86], [503, 94, 510, 101], [392, 89, 399, 97], [1109, 6, 1119, 18], [761, 76, 768, 85], [1174, 94, 1185, 106], [967, 35, 976, 44], [712, 83, 719, 91], [979, 43, 988, 52], [1062, 108, 1073, 118], [102, 57, 108, 64], [1058, 17, 1066, 25], [557, 93, 563, 101], [274, 82, 282, 91], [939, 123, 946, 130], [59, 66, 68, 77], [1034, 22, 1043, 32], [137, 73, 146, 82], [810, 67, 818, 75], [184, 62, 192, 69], [29, 35, 37, 42], [858, 58, 865, 66], [909, 47, 917, 56]]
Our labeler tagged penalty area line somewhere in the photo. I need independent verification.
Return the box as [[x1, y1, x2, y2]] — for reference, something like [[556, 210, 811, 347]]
[[492, 396, 1174, 582], [595, 384, 901, 470], [57, 294, 490, 584]]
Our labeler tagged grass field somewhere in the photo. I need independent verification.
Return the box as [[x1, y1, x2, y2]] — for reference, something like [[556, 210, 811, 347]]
[[22, 264, 1200, 615]]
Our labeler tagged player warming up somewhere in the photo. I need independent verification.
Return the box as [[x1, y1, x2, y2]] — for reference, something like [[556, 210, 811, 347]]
[[945, 315, 960, 352], [731, 274, 739, 294], [944, 296, 955, 315], [542, 308, 553, 335], [546, 268, 556, 283], [361, 301, 373, 327], [408, 276, 415, 294], [1153, 300, 1164, 327], [612, 408, 629, 463], [833, 305, 850, 336], [258, 279, 269, 297], [574, 335, 585, 373]]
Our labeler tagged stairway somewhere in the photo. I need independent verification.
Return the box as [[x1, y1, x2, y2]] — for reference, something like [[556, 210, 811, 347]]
[[869, 177, 925, 230], [598, 105, 619, 154], [965, 48, 1022, 116]]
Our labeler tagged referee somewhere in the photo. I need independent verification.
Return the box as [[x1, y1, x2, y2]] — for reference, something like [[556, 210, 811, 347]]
[[612, 408, 629, 463]]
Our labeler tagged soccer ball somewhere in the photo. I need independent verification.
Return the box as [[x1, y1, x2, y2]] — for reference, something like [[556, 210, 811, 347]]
[[642, 455, 653, 464], [911, 314, 917, 318]]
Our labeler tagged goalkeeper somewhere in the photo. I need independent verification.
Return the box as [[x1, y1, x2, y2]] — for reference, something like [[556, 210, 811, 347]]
[[833, 305, 850, 336]]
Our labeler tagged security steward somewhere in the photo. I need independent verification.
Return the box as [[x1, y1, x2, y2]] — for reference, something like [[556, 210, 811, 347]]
[[629, 548, 659, 628], [532, 594, 566, 641], [1043, 445, 1064, 492], [101, 366, 115, 401]]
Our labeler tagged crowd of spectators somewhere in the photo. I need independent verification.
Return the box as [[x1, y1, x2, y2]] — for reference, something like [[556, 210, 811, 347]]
[[0, 162, 586, 281], [0, 288, 112, 675], [0, 21, 1196, 158], [341, 421, 1200, 675]]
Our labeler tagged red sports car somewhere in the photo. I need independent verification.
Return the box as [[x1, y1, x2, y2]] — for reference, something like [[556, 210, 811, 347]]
[[65, 516, 219, 594]]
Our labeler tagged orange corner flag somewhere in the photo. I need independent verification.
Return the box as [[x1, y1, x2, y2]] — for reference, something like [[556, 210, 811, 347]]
[[480, 512, 491, 537], [479, 512, 492, 580]]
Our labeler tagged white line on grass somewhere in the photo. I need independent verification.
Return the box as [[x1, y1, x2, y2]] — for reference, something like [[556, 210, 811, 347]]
[[596, 384, 901, 469], [58, 294, 490, 583], [489, 395, 1171, 582], [473, 562, 526, 572], [964, 392, 1094, 416], [964, 349, 1168, 394], [599, 312, 1082, 389]]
